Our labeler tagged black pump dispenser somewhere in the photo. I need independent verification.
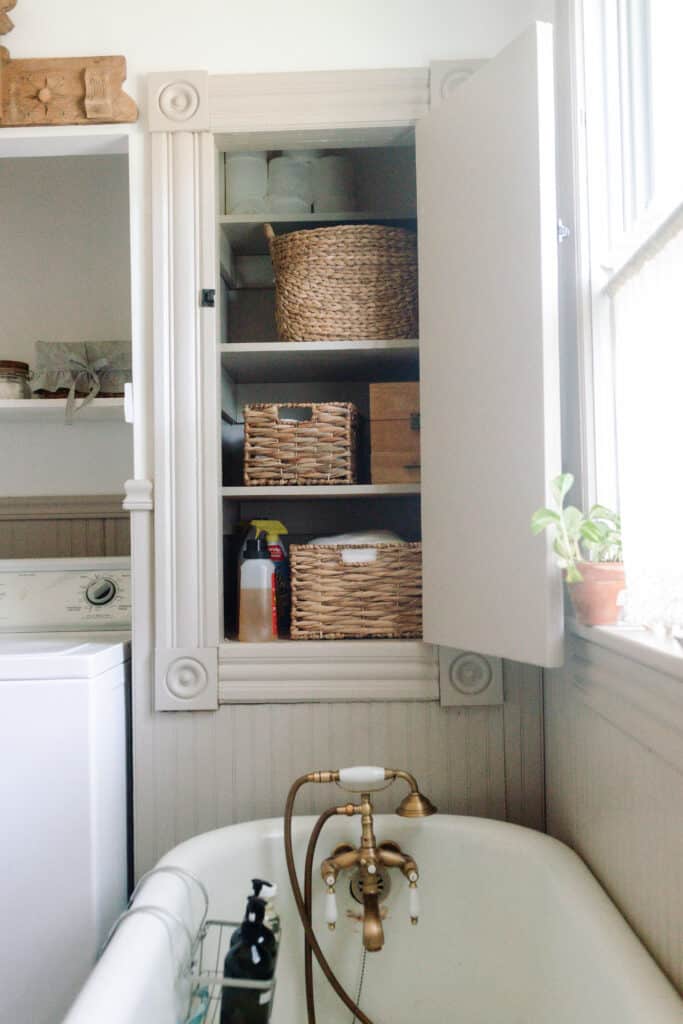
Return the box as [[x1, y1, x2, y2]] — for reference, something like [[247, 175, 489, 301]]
[[220, 880, 278, 1024]]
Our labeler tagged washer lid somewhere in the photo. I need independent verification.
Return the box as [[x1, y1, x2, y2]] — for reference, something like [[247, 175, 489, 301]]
[[0, 634, 130, 680]]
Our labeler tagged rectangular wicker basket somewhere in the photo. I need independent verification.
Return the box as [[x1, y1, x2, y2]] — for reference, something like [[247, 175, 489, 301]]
[[290, 542, 422, 640], [243, 402, 358, 486]]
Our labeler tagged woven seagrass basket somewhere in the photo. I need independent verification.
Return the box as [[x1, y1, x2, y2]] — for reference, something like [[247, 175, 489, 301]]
[[290, 542, 422, 640], [243, 402, 358, 485], [264, 222, 418, 341]]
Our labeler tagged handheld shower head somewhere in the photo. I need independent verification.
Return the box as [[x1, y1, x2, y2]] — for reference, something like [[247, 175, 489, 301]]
[[388, 768, 437, 817], [395, 789, 437, 818], [306, 765, 438, 815]]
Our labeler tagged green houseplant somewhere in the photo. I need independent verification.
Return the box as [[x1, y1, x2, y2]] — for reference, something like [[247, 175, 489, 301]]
[[531, 473, 625, 626]]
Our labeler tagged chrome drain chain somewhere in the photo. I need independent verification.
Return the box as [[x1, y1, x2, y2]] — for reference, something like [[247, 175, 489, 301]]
[[351, 944, 368, 1024]]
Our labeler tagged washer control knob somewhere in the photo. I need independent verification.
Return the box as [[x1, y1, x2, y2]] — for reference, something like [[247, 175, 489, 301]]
[[85, 578, 117, 606]]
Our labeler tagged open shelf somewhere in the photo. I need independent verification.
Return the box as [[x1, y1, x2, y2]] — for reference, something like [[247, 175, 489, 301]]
[[219, 340, 419, 382], [220, 212, 417, 255], [0, 398, 126, 422], [221, 484, 420, 499]]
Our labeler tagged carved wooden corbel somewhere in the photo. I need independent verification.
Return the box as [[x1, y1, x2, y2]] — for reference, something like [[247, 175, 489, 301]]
[[0, 0, 16, 37], [0, 0, 138, 125], [1, 54, 138, 126]]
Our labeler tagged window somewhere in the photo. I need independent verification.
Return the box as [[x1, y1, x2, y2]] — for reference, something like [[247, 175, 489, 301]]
[[578, 0, 683, 632]]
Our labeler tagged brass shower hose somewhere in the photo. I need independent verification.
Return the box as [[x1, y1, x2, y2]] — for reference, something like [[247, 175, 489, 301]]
[[284, 775, 376, 1024]]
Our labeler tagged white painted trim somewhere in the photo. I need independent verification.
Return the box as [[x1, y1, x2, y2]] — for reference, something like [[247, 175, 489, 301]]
[[152, 130, 220, 710], [208, 67, 429, 133], [0, 495, 126, 520], [123, 479, 153, 512], [603, 195, 683, 292], [218, 640, 438, 703], [429, 60, 484, 107], [126, 130, 153, 481], [564, 0, 597, 507], [156, 647, 218, 711], [568, 619, 683, 681], [147, 71, 210, 133], [0, 123, 139, 158], [567, 632, 683, 773]]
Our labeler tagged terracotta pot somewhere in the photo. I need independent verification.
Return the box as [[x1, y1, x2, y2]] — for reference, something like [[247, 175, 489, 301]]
[[567, 562, 626, 626]]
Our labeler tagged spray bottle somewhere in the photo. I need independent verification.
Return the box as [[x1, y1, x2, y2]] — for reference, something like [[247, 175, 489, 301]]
[[251, 521, 290, 638]]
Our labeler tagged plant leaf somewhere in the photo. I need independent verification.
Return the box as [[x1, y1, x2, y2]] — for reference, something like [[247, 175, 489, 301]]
[[553, 537, 573, 561], [581, 521, 606, 544], [530, 508, 560, 534], [589, 504, 620, 526], [551, 473, 574, 507], [563, 505, 584, 539]]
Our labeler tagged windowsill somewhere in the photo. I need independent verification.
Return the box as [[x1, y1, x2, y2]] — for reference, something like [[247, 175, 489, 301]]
[[568, 619, 683, 681]]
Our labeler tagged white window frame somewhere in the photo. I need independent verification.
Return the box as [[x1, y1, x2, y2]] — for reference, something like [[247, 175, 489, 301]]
[[572, 0, 682, 512]]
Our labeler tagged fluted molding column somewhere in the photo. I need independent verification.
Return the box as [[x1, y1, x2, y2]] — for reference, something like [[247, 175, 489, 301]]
[[149, 72, 220, 710]]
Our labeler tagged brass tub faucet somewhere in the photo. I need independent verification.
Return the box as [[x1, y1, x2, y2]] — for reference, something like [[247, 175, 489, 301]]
[[316, 767, 436, 952]]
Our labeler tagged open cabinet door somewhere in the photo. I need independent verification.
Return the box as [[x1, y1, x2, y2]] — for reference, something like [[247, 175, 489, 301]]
[[417, 22, 563, 667]]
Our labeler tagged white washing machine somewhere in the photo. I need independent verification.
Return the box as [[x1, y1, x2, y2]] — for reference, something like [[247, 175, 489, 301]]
[[0, 557, 132, 1024]]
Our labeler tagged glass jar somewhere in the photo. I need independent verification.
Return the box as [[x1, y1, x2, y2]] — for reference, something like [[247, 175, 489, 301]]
[[0, 361, 31, 399]]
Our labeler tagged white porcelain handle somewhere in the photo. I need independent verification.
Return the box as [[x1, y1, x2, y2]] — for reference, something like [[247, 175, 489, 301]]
[[338, 766, 387, 792], [409, 885, 420, 923], [325, 889, 338, 926]]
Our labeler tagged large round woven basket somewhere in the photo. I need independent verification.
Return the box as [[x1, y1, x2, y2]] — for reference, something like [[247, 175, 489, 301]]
[[264, 223, 418, 341]]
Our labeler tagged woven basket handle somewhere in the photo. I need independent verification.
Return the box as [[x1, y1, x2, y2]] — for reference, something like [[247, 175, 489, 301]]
[[275, 404, 314, 422], [263, 223, 275, 245], [340, 547, 380, 566]]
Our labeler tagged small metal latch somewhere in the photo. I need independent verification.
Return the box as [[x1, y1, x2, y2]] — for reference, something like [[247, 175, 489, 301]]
[[200, 289, 216, 308], [557, 219, 571, 243], [410, 412, 420, 431]]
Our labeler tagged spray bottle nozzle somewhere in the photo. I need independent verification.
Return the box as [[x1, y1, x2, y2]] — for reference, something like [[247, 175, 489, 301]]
[[251, 520, 288, 542]]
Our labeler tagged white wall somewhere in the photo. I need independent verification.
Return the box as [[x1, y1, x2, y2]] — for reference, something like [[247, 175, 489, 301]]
[[545, 636, 683, 995], [0, 155, 133, 495], [10, 1, 553, 100], [0, 156, 131, 365]]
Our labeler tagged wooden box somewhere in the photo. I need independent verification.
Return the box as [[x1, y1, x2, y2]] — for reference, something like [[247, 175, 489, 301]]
[[369, 382, 421, 483]]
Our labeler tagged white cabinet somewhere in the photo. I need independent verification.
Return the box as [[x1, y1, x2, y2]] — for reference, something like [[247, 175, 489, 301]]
[[149, 21, 562, 711], [417, 22, 562, 667]]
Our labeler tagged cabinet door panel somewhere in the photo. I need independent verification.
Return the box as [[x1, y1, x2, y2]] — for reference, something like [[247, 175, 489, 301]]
[[416, 22, 563, 667]]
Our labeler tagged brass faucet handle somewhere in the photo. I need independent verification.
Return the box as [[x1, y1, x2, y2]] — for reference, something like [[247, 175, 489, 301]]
[[321, 844, 360, 885], [377, 841, 419, 882]]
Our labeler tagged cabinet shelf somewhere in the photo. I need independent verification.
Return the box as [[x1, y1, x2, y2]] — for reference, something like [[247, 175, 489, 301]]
[[219, 340, 419, 383], [0, 398, 126, 422], [221, 484, 420, 500], [220, 212, 417, 255]]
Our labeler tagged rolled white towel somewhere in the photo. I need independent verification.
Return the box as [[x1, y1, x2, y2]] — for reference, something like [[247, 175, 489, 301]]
[[307, 530, 404, 546]]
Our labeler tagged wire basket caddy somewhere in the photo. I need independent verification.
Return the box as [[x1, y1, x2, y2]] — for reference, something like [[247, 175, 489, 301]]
[[186, 918, 280, 1024], [102, 866, 279, 1024]]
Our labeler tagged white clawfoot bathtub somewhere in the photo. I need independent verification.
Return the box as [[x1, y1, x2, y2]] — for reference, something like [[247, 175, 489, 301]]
[[64, 815, 682, 1023]]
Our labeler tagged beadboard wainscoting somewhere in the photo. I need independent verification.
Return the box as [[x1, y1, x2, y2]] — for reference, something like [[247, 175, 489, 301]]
[[545, 633, 683, 993], [0, 495, 130, 559], [133, 660, 543, 875]]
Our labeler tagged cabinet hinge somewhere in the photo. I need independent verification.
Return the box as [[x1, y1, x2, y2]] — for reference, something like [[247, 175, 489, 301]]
[[200, 288, 216, 308]]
